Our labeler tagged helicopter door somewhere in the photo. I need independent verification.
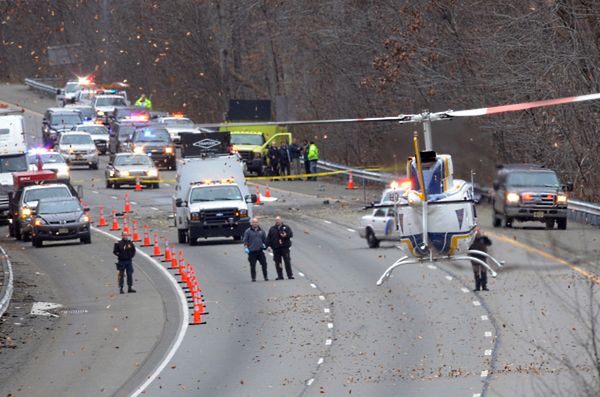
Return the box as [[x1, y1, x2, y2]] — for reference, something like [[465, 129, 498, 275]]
[[384, 208, 397, 237], [371, 208, 388, 238]]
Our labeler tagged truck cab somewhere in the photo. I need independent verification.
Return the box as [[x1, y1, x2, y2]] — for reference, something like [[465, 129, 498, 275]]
[[228, 130, 292, 175], [0, 106, 29, 220]]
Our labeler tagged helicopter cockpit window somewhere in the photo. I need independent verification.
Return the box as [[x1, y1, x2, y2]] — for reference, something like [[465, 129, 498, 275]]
[[374, 209, 386, 217]]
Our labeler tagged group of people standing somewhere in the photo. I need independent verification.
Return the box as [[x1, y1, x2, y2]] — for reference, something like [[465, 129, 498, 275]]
[[267, 140, 319, 180], [243, 216, 295, 282]]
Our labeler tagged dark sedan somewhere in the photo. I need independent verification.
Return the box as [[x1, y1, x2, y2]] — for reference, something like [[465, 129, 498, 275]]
[[31, 197, 91, 247]]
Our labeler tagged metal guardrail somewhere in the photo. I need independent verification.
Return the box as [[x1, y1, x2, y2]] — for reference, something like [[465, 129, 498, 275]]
[[24, 78, 59, 95], [0, 246, 14, 320], [317, 159, 395, 183]]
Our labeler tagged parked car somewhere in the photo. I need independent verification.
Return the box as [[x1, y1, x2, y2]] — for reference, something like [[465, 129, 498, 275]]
[[57, 132, 99, 169], [30, 197, 91, 247], [106, 153, 159, 189]]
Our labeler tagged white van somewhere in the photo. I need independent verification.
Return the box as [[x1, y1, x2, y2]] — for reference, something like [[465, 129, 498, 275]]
[[0, 107, 29, 219]]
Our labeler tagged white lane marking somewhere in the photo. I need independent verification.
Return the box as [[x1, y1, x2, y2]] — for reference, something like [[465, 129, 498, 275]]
[[427, 264, 437, 270], [324, 308, 330, 314], [307, 378, 314, 386], [111, 196, 118, 200], [298, 272, 305, 277], [317, 357, 324, 365], [445, 275, 453, 281], [92, 190, 99, 194], [480, 370, 488, 377], [461, 287, 470, 293], [327, 323, 333, 329], [151, 207, 159, 211], [310, 283, 317, 289], [473, 394, 481, 397], [325, 339, 332, 345], [484, 349, 492, 356], [484, 331, 492, 338], [164, 183, 171, 187], [481, 315, 489, 321], [319, 295, 325, 301], [323, 220, 332, 224], [131, 201, 137, 205], [93, 227, 189, 397], [30, 302, 63, 317], [473, 300, 481, 306], [346, 228, 356, 233]]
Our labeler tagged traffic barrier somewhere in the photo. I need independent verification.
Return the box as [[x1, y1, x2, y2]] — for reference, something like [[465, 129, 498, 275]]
[[265, 184, 271, 198], [132, 220, 141, 242], [110, 210, 120, 231], [346, 171, 356, 189], [162, 240, 172, 263], [152, 234, 162, 257], [123, 193, 131, 213], [122, 214, 130, 235], [98, 206, 108, 227], [135, 177, 142, 192], [255, 185, 262, 205], [142, 224, 151, 247]]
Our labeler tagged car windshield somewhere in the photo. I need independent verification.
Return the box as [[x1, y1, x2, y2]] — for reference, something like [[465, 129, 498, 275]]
[[70, 107, 95, 119], [38, 199, 81, 214], [190, 186, 242, 202], [28, 153, 65, 164], [114, 155, 153, 166], [163, 118, 193, 126], [96, 97, 127, 107], [230, 134, 265, 146], [51, 113, 82, 126], [61, 134, 93, 145], [77, 125, 108, 135], [134, 128, 170, 143], [0, 154, 28, 172], [506, 171, 560, 187], [65, 83, 80, 93], [117, 126, 136, 141], [24, 187, 71, 203]]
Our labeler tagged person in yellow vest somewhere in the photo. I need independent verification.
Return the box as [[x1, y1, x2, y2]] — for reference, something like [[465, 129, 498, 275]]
[[307, 141, 319, 181], [134, 94, 153, 109]]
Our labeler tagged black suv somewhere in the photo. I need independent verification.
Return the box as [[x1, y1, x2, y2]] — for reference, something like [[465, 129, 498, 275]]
[[492, 164, 572, 229], [129, 125, 176, 170], [42, 108, 83, 147], [108, 120, 150, 155]]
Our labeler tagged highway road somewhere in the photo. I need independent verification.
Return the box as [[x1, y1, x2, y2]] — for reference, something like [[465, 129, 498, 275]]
[[0, 84, 599, 396]]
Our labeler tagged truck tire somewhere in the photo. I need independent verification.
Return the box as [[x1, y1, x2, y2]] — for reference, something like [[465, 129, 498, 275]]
[[545, 219, 555, 229], [504, 216, 513, 228], [233, 235, 242, 241], [189, 233, 198, 246], [177, 229, 187, 244], [492, 211, 501, 228], [366, 229, 380, 248], [557, 218, 567, 230]]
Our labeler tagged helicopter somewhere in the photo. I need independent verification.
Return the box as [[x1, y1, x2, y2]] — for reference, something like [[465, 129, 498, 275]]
[[196, 92, 600, 285]]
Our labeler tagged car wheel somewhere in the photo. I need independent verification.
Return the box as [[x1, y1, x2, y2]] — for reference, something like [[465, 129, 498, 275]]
[[105, 179, 111, 189], [545, 219, 555, 229], [114, 182, 120, 189], [32, 237, 43, 248], [504, 216, 513, 228], [81, 234, 92, 244], [90, 163, 98, 170], [153, 183, 160, 189], [366, 229, 380, 248], [233, 235, 242, 241], [188, 231, 198, 246], [177, 229, 187, 244], [557, 218, 567, 230]]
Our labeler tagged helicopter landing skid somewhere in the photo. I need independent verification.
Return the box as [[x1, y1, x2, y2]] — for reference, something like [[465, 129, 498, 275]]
[[376, 252, 504, 286]]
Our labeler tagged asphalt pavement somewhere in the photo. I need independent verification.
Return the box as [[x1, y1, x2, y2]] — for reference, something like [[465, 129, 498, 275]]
[[0, 84, 599, 397]]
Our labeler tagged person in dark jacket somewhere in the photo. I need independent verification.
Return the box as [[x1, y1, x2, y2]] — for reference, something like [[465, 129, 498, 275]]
[[303, 139, 310, 178], [267, 216, 294, 280], [289, 140, 302, 177], [243, 217, 268, 282], [113, 231, 137, 294], [267, 143, 280, 176], [470, 228, 492, 291], [279, 142, 291, 176]]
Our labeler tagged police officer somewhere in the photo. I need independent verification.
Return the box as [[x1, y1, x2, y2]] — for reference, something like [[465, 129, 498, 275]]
[[134, 94, 153, 109], [470, 228, 492, 291], [113, 231, 137, 294], [267, 216, 294, 280], [307, 141, 319, 181], [243, 218, 268, 282]]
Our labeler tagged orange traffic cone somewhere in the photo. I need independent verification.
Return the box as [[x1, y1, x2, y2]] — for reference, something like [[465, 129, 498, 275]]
[[346, 171, 356, 189], [194, 301, 209, 315], [122, 215, 130, 234], [110, 210, 120, 231], [255, 185, 261, 204], [142, 224, 151, 247], [265, 184, 271, 198], [123, 193, 131, 213], [132, 220, 141, 242], [171, 251, 178, 269], [162, 240, 172, 262], [98, 206, 108, 227], [191, 309, 206, 325], [135, 177, 142, 192], [152, 234, 162, 257]]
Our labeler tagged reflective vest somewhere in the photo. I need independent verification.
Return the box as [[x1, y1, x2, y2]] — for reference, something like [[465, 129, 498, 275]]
[[307, 144, 319, 161], [135, 97, 153, 109]]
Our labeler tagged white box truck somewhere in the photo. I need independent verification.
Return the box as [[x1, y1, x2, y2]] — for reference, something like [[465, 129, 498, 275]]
[[0, 106, 29, 220], [173, 132, 257, 245]]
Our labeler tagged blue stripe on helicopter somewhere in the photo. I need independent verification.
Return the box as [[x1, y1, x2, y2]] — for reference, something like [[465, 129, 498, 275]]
[[401, 229, 475, 255]]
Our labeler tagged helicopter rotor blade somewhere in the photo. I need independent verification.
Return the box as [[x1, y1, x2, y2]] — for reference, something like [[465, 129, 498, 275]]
[[437, 93, 600, 118], [194, 115, 420, 129]]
